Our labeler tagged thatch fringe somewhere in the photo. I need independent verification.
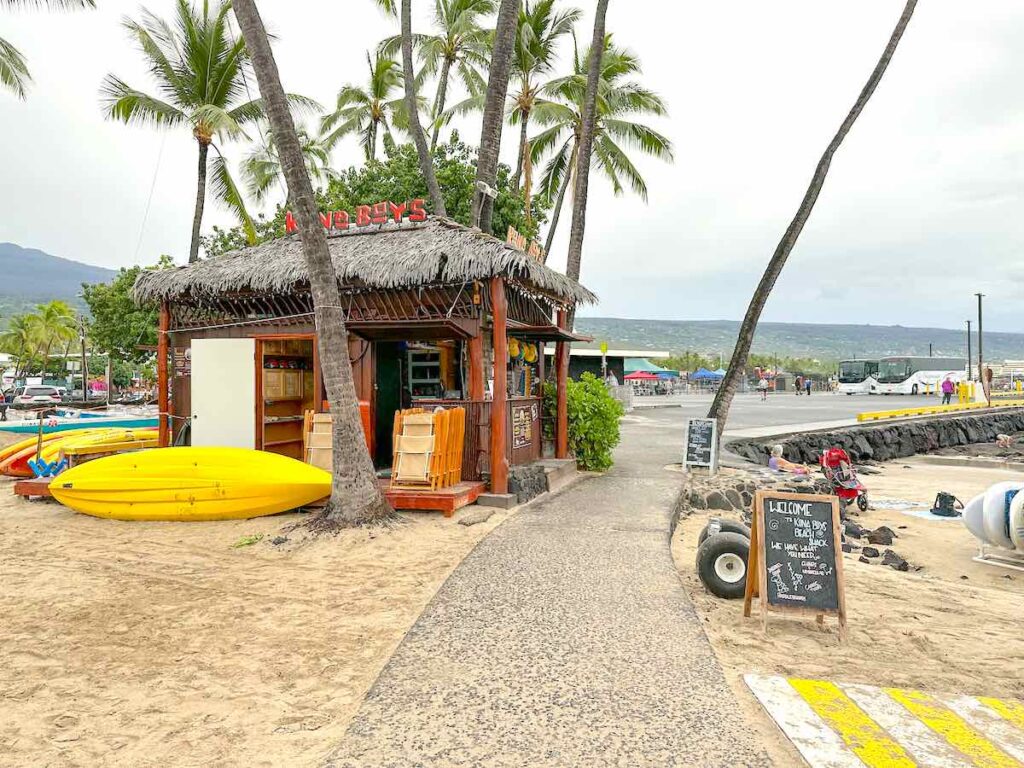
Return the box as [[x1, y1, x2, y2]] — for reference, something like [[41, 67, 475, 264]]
[[134, 217, 596, 306]]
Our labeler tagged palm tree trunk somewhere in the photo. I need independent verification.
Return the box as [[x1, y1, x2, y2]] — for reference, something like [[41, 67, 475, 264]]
[[369, 119, 377, 160], [543, 144, 575, 256], [402, 0, 447, 217], [512, 110, 528, 191], [189, 141, 209, 263], [564, 0, 609, 326], [429, 55, 453, 151], [471, 0, 520, 232], [708, 0, 918, 439], [232, 0, 392, 526]]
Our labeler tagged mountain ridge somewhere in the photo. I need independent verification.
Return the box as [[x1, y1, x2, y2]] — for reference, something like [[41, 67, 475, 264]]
[[0, 242, 116, 318], [573, 317, 1024, 361]]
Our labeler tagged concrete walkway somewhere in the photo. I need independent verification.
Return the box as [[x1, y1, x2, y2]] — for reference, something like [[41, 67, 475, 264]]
[[325, 413, 769, 767]]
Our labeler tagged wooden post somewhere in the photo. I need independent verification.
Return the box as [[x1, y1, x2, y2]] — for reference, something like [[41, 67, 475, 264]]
[[157, 301, 170, 448], [555, 308, 569, 459], [490, 278, 509, 494], [468, 335, 485, 401]]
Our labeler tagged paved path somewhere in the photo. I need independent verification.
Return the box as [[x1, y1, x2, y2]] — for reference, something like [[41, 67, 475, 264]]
[[326, 414, 769, 767]]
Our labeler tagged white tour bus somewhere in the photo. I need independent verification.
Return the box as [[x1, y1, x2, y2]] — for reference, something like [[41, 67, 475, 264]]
[[870, 356, 967, 395], [837, 359, 879, 395]]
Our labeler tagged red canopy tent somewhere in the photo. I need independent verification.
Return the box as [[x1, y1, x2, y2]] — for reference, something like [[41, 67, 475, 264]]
[[624, 371, 659, 381]]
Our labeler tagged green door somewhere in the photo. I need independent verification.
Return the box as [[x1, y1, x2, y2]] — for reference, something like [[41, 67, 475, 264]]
[[374, 342, 403, 467]]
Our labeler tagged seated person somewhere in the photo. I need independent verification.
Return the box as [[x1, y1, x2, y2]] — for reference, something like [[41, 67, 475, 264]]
[[767, 444, 810, 475]]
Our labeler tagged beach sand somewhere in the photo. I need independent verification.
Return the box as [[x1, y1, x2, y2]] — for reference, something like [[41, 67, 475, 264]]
[[0, 482, 508, 767], [674, 458, 1024, 763]]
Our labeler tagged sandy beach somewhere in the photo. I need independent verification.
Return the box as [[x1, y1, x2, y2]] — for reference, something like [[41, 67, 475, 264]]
[[0, 477, 509, 767], [674, 458, 1024, 763]]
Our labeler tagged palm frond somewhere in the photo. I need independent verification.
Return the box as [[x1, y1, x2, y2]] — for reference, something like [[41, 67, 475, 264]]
[[0, 36, 30, 99], [602, 119, 674, 161], [594, 135, 647, 200], [209, 148, 256, 244], [100, 75, 188, 127], [2, 0, 95, 9]]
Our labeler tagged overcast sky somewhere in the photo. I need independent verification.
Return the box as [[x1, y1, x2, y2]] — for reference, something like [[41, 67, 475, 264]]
[[1, 1, 1021, 331]]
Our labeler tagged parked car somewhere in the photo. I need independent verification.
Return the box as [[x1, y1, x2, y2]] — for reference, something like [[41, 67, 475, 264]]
[[17, 386, 62, 405]]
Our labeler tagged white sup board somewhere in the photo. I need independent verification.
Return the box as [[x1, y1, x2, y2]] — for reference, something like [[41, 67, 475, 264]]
[[982, 481, 1024, 550], [962, 492, 987, 544]]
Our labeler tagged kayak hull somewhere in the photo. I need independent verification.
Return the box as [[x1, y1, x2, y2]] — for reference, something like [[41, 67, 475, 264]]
[[49, 447, 331, 521], [0, 416, 158, 435]]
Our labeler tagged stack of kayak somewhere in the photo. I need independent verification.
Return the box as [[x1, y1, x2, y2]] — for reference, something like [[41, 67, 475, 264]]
[[49, 447, 331, 521], [0, 428, 158, 478]]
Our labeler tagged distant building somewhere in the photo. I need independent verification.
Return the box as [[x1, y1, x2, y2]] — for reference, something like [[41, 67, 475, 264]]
[[543, 347, 670, 382]]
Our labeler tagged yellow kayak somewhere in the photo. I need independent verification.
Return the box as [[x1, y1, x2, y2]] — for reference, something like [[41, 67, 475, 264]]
[[49, 447, 331, 521], [40, 428, 158, 462]]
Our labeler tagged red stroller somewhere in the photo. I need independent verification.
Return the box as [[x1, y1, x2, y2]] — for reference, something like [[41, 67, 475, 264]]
[[819, 447, 869, 512]]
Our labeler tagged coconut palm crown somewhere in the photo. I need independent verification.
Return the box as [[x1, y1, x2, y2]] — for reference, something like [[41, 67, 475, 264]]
[[100, 0, 317, 262], [530, 35, 673, 253]]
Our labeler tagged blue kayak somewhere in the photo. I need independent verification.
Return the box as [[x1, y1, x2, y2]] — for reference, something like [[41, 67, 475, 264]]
[[0, 415, 159, 434]]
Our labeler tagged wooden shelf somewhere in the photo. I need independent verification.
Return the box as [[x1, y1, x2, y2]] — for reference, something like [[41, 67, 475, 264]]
[[263, 438, 304, 448], [264, 415, 305, 424], [264, 396, 305, 404]]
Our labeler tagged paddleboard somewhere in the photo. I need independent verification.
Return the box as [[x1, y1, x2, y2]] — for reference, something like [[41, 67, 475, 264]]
[[962, 492, 987, 543], [49, 447, 331, 521], [1010, 492, 1024, 551]]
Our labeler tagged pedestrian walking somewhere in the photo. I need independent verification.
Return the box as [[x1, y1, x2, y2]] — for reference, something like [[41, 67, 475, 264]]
[[795, 375, 803, 395], [758, 376, 769, 401], [805, 377, 813, 396], [941, 375, 955, 405]]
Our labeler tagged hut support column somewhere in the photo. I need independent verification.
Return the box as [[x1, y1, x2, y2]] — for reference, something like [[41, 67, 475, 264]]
[[490, 278, 509, 494], [555, 308, 569, 460], [468, 335, 485, 401], [158, 301, 170, 448]]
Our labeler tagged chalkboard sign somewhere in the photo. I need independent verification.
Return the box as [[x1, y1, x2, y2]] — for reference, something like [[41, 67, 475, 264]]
[[743, 490, 846, 639], [684, 418, 717, 472]]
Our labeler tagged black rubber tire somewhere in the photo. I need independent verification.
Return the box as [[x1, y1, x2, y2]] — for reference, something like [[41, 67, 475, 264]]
[[911, 384, 919, 395], [697, 518, 752, 547], [857, 494, 869, 512], [696, 532, 750, 600]]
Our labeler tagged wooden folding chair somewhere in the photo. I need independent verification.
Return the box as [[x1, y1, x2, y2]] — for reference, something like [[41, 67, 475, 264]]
[[391, 434, 436, 488]]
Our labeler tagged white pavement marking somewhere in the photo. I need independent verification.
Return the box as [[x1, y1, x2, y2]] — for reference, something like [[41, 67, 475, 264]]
[[941, 694, 1024, 764], [841, 683, 973, 768], [744, 674, 864, 768]]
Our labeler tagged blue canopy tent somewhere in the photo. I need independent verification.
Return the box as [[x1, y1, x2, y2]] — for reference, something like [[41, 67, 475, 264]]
[[690, 367, 723, 381]]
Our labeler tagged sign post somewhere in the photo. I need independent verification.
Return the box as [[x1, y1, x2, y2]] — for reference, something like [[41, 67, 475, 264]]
[[744, 490, 846, 640], [683, 417, 717, 474], [600, 341, 609, 381]]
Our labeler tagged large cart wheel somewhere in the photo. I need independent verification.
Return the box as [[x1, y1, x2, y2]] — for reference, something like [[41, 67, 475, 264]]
[[697, 518, 751, 547], [696, 532, 750, 600], [857, 494, 869, 512], [911, 384, 919, 395]]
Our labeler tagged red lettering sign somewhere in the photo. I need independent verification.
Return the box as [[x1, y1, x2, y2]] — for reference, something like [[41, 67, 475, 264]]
[[285, 199, 427, 234]]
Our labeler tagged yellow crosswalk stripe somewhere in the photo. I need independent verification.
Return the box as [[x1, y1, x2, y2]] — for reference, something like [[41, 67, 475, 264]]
[[887, 688, 1021, 768], [980, 698, 1024, 733], [790, 679, 916, 767]]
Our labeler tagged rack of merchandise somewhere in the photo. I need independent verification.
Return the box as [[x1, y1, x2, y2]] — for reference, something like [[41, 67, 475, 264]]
[[408, 346, 443, 399], [260, 338, 315, 459]]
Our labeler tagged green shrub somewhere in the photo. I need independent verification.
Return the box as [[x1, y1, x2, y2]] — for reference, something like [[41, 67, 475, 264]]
[[543, 372, 624, 471]]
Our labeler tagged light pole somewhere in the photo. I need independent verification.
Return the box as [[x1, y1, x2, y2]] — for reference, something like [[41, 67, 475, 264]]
[[966, 320, 972, 381], [976, 293, 984, 381]]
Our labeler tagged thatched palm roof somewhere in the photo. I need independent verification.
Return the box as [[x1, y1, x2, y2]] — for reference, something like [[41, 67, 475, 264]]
[[135, 217, 596, 306]]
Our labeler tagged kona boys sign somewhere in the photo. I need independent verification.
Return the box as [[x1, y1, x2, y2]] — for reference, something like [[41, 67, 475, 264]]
[[285, 198, 427, 234]]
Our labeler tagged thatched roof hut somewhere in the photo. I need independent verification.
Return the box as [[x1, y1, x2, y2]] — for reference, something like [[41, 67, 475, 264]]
[[135, 216, 596, 307]]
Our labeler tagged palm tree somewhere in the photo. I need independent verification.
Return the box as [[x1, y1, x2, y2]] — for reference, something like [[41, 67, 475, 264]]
[[470, 0, 520, 231], [102, 1, 316, 263], [530, 36, 672, 257], [242, 124, 335, 204], [563, 0, 608, 328], [380, 0, 494, 151], [321, 51, 411, 161], [232, 0, 393, 526], [708, 0, 918, 439], [0, 312, 38, 378], [509, 0, 580, 214], [27, 301, 76, 378], [1, 0, 94, 99]]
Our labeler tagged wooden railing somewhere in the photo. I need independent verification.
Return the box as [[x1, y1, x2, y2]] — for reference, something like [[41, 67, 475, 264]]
[[417, 396, 542, 481]]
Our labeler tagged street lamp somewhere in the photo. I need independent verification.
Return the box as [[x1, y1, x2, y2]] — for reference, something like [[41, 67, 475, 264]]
[[966, 320, 972, 380], [976, 292, 984, 381]]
